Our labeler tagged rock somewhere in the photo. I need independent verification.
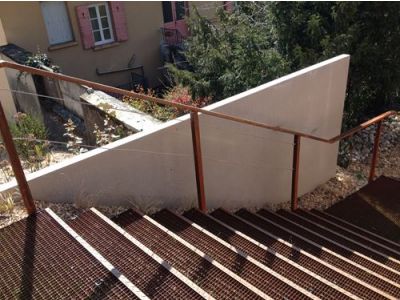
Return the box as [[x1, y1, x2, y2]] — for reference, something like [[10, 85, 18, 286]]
[[338, 115, 400, 166]]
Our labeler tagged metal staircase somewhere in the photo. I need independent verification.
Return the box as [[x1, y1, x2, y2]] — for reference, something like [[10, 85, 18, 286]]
[[1, 178, 400, 299]]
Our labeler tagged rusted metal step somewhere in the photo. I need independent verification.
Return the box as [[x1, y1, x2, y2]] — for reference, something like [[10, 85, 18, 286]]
[[69, 209, 206, 300], [182, 208, 358, 300], [0, 210, 138, 299], [210, 209, 400, 299], [294, 209, 400, 260], [153, 209, 315, 300], [278, 209, 400, 272], [256, 208, 400, 283], [311, 209, 400, 253], [113, 209, 265, 299]]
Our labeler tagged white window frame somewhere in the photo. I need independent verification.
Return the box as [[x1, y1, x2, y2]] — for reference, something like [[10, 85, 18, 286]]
[[88, 3, 114, 46]]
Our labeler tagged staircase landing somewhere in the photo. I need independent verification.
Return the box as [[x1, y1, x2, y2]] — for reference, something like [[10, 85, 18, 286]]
[[326, 176, 400, 243]]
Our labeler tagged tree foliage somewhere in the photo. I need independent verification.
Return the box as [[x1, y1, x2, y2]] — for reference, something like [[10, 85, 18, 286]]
[[270, 2, 400, 126], [169, 2, 289, 102], [171, 2, 400, 127]]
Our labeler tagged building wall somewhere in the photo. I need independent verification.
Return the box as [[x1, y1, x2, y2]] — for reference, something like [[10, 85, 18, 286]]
[[0, 55, 350, 211], [0, 1, 164, 87], [0, 1, 225, 88]]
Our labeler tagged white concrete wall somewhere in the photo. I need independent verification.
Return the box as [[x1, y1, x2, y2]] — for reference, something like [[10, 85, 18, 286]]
[[58, 80, 86, 118], [0, 18, 7, 46], [80, 89, 161, 132], [0, 55, 350, 211], [0, 19, 17, 121], [55, 79, 161, 132], [0, 59, 17, 122], [1, 56, 42, 121]]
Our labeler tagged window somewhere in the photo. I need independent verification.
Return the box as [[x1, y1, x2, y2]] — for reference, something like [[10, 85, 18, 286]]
[[76, 2, 127, 49], [41, 2, 74, 45], [175, 2, 186, 21], [162, 2, 187, 23], [88, 3, 114, 46], [162, 2, 173, 23]]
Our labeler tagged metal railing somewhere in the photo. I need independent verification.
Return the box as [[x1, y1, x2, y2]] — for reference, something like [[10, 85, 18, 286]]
[[0, 60, 397, 214]]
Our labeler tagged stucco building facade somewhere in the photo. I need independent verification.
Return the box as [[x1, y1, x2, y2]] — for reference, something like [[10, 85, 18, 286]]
[[0, 1, 226, 88]]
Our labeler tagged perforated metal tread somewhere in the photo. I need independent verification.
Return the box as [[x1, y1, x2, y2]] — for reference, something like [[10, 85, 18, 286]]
[[278, 209, 400, 272], [113, 209, 263, 299], [182, 209, 353, 300], [4, 206, 400, 299], [0, 211, 137, 299], [153, 209, 313, 300], [293, 209, 400, 260], [256, 209, 400, 283], [210, 208, 400, 299], [311, 209, 400, 253], [69, 210, 203, 300]]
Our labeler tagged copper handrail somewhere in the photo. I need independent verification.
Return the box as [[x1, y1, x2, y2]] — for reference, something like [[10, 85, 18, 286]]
[[0, 60, 397, 212], [0, 101, 35, 214], [328, 111, 396, 143], [190, 112, 206, 211], [0, 60, 396, 144], [291, 135, 301, 211]]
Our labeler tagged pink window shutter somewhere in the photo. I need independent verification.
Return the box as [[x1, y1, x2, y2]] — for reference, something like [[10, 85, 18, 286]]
[[110, 2, 128, 42], [224, 1, 234, 12], [76, 5, 95, 49]]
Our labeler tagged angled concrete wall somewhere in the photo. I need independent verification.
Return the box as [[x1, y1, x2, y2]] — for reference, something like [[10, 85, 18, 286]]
[[0, 55, 350, 211]]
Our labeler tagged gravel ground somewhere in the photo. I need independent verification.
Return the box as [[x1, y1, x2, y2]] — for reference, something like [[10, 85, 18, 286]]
[[0, 198, 131, 229], [271, 143, 400, 211], [0, 151, 74, 184], [1, 117, 399, 229]]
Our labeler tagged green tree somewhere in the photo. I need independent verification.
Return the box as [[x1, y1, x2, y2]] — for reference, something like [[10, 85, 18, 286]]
[[169, 2, 289, 102], [271, 2, 400, 127]]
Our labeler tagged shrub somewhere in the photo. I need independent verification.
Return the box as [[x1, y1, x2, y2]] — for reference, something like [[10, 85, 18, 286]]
[[0, 151, 13, 183], [63, 118, 86, 154], [94, 115, 126, 146], [0, 191, 15, 215], [123, 87, 180, 122], [164, 85, 192, 105], [164, 85, 210, 108], [26, 50, 60, 72], [124, 85, 210, 122], [9, 113, 49, 168]]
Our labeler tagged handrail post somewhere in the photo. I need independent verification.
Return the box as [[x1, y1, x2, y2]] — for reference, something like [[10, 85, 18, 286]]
[[190, 111, 206, 211], [291, 135, 301, 211], [368, 121, 383, 183], [0, 101, 36, 214]]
